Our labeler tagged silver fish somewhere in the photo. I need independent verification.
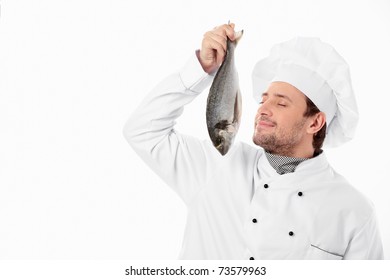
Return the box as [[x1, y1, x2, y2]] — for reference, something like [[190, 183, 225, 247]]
[[206, 30, 243, 156]]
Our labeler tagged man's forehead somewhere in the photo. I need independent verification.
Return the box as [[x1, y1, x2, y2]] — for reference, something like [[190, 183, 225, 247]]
[[264, 81, 306, 100], [261, 92, 293, 102]]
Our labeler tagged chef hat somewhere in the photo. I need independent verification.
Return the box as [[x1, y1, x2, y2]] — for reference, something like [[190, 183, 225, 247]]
[[252, 37, 359, 147]]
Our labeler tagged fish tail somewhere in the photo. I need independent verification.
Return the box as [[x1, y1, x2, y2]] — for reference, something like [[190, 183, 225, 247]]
[[227, 20, 244, 44], [234, 30, 244, 44]]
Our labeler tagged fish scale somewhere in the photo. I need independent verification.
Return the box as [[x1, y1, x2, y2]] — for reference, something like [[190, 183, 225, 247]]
[[206, 30, 243, 156]]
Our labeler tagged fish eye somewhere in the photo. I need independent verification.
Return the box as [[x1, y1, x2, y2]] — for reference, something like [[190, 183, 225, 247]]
[[216, 137, 223, 145]]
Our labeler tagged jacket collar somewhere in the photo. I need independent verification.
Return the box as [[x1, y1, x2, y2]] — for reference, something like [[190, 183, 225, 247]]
[[265, 151, 309, 175], [256, 148, 330, 188]]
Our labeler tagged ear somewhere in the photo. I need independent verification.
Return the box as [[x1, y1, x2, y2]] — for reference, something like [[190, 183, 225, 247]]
[[307, 112, 326, 135]]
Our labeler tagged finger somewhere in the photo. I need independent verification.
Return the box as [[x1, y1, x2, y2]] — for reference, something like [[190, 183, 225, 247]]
[[203, 33, 227, 60], [204, 39, 226, 62], [226, 24, 236, 41], [213, 23, 235, 41], [205, 31, 228, 52]]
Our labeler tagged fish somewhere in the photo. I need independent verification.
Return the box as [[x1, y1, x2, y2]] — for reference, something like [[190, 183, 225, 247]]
[[206, 29, 243, 156]]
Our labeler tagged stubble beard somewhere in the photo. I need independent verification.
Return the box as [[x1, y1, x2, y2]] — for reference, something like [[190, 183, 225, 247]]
[[253, 118, 307, 157]]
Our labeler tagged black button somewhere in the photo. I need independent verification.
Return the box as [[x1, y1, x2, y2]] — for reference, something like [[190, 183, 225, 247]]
[[298, 192, 303, 196], [289, 231, 294, 236], [264, 184, 269, 189], [252, 218, 257, 223], [249, 257, 255, 260]]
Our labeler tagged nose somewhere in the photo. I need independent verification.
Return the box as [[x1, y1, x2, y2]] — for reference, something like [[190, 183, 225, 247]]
[[257, 101, 272, 117]]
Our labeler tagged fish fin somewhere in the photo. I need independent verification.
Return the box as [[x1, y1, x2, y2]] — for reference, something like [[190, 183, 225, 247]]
[[233, 90, 242, 126]]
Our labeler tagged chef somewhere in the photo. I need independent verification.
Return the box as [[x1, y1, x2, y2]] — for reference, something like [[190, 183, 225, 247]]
[[123, 23, 384, 259]]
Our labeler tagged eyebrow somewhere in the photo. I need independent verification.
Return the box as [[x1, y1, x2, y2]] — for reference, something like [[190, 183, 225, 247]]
[[262, 92, 293, 103]]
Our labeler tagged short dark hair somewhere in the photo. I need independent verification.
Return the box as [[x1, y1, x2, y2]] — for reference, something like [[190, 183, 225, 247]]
[[304, 97, 326, 154]]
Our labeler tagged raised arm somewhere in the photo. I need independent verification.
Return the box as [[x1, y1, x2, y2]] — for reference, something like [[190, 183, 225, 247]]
[[123, 23, 236, 203]]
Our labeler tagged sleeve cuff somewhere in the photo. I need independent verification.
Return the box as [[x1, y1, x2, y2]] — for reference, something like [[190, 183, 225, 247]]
[[179, 50, 215, 94]]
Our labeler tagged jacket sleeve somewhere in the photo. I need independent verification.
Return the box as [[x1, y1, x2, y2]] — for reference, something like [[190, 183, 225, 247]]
[[123, 51, 215, 204], [343, 209, 384, 259]]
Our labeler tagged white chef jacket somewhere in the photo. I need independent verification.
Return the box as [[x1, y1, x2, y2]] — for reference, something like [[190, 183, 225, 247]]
[[123, 52, 384, 260]]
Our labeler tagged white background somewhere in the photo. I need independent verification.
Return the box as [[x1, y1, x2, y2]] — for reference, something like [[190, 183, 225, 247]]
[[0, 0, 389, 260]]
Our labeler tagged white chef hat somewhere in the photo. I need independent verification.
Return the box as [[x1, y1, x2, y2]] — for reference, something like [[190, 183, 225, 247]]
[[252, 37, 359, 147]]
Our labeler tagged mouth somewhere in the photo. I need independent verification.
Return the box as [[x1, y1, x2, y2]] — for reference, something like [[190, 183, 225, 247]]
[[258, 120, 275, 128], [217, 145, 228, 156], [214, 138, 229, 156], [255, 117, 276, 130]]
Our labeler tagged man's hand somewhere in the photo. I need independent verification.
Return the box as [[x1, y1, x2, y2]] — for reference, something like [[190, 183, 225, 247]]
[[198, 23, 236, 74]]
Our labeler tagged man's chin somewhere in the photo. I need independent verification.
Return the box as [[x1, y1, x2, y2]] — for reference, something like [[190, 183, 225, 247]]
[[253, 133, 275, 148], [252, 136, 265, 147]]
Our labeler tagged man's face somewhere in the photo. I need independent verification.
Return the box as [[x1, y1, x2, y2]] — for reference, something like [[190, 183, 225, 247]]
[[253, 81, 310, 156]]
